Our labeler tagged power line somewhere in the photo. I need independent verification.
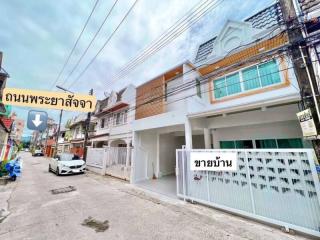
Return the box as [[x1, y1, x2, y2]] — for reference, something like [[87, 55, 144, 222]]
[[49, 0, 100, 90], [67, 0, 139, 89], [110, 31, 288, 111], [109, 0, 220, 80], [98, 56, 310, 123], [105, 0, 224, 89], [59, 0, 119, 88]]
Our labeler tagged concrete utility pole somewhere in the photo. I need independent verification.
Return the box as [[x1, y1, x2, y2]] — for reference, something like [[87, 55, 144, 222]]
[[83, 88, 93, 161], [279, 0, 320, 158]]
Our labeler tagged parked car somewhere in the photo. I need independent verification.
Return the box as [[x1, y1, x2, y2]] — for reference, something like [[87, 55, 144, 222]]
[[33, 149, 44, 156], [24, 148, 30, 152], [48, 153, 86, 176]]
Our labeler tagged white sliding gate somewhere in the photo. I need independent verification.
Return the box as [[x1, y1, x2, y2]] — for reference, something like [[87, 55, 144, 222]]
[[176, 149, 320, 237], [86, 147, 132, 180]]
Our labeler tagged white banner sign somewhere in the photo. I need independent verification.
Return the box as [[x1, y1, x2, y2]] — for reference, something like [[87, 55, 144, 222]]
[[190, 151, 237, 171], [297, 109, 317, 138]]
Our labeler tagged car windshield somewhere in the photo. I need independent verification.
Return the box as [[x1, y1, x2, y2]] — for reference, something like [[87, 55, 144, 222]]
[[57, 153, 80, 161]]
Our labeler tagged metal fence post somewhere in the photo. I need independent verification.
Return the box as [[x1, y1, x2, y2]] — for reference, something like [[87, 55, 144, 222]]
[[176, 149, 179, 196], [244, 150, 256, 214], [182, 149, 186, 201]]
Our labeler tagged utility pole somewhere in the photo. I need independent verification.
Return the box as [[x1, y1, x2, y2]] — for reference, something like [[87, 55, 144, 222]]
[[83, 88, 93, 161], [279, 0, 320, 158], [54, 109, 63, 156]]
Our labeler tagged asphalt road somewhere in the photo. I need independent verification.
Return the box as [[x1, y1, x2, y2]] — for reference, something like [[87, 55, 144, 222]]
[[0, 152, 313, 240]]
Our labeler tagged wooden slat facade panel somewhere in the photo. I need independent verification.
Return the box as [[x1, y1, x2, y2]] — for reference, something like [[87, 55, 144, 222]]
[[135, 76, 165, 120]]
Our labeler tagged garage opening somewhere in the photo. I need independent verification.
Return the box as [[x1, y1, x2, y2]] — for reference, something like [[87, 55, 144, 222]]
[[134, 129, 185, 198]]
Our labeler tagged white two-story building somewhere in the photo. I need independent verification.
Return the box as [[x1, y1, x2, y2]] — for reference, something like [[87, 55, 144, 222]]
[[86, 85, 136, 180]]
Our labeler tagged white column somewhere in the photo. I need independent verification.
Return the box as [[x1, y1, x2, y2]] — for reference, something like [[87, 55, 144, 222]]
[[125, 139, 131, 167], [204, 128, 211, 149], [185, 118, 193, 149], [156, 133, 160, 178]]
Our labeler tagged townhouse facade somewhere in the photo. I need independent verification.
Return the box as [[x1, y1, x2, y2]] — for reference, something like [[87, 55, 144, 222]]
[[85, 85, 136, 180], [89, 85, 136, 148], [129, 3, 320, 236], [132, 2, 310, 184], [56, 126, 71, 155], [68, 114, 87, 158]]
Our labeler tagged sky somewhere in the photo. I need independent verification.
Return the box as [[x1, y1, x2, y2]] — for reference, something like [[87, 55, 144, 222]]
[[0, 0, 274, 136]]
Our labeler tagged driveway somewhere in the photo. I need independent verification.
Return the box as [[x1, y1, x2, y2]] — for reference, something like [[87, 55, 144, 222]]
[[0, 152, 313, 240]]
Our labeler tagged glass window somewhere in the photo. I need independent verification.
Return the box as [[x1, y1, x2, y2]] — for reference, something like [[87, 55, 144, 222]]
[[101, 118, 105, 128], [277, 138, 303, 148], [220, 141, 235, 149], [258, 60, 281, 87], [235, 140, 253, 149], [255, 139, 277, 149], [226, 73, 241, 95], [242, 66, 260, 90], [214, 78, 227, 99]]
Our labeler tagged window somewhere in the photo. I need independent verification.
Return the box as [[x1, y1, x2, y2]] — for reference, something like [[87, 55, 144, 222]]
[[242, 66, 260, 90], [226, 73, 241, 95], [213, 59, 282, 99], [196, 78, 202, 98], [277, 138, 303, 148], [259, 60, 281, 87], [220, 140, 253, 149], [101, 118, 105, 128], [255, 139, 277, 149], [220, 141, 235, 149], [214, 78, 227, 98], [235, 140, 253, 149]]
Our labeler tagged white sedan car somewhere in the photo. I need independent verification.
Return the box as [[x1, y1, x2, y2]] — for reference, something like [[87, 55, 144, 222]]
[[49, 153, 86, 176]]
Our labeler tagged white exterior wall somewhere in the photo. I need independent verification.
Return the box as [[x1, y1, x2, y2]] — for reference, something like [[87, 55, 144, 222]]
[[93, 85, 136, 145], [159, 134, 184, 177]]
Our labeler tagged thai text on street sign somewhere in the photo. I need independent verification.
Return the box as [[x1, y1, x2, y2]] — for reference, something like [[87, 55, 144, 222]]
[[297, 108, 318, 139], [2, 88, 96, 112], [27, 110, 48, 131]]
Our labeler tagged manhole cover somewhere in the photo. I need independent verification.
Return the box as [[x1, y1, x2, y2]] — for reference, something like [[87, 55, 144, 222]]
[[81, 216, 109, 232], [50, 186, 76, 195]]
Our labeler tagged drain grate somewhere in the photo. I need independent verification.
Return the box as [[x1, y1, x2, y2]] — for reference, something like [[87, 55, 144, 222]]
[[50, 186, 76, 195], [81, 216, 109, 232]]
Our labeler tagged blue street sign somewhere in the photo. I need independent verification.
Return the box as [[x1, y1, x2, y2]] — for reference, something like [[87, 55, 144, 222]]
[[27, 110, 48, 131]]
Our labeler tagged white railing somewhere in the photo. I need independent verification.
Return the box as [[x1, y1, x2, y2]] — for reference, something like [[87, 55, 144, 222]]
[[176, 149, 320, 237], [86, 148, 105, 168], [87, 146, 132, 180]]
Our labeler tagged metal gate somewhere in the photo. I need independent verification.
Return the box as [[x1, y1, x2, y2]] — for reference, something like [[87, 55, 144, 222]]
[[104, 147, 131, 180], [86, 147, 132, 181], [176, 149, 320, 237]]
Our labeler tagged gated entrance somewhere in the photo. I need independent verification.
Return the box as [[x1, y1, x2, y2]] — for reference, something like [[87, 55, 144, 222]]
[[176, 149, 320, 237], [86, 147, 132, 180]]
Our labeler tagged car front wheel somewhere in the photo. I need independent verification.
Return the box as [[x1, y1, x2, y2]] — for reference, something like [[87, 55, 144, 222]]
[[48, 165, 51, 172], [56, 167, 60, 176]]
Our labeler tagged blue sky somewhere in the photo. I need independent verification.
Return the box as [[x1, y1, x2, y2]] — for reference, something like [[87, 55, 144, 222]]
[[0, 0, 274, 136]]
